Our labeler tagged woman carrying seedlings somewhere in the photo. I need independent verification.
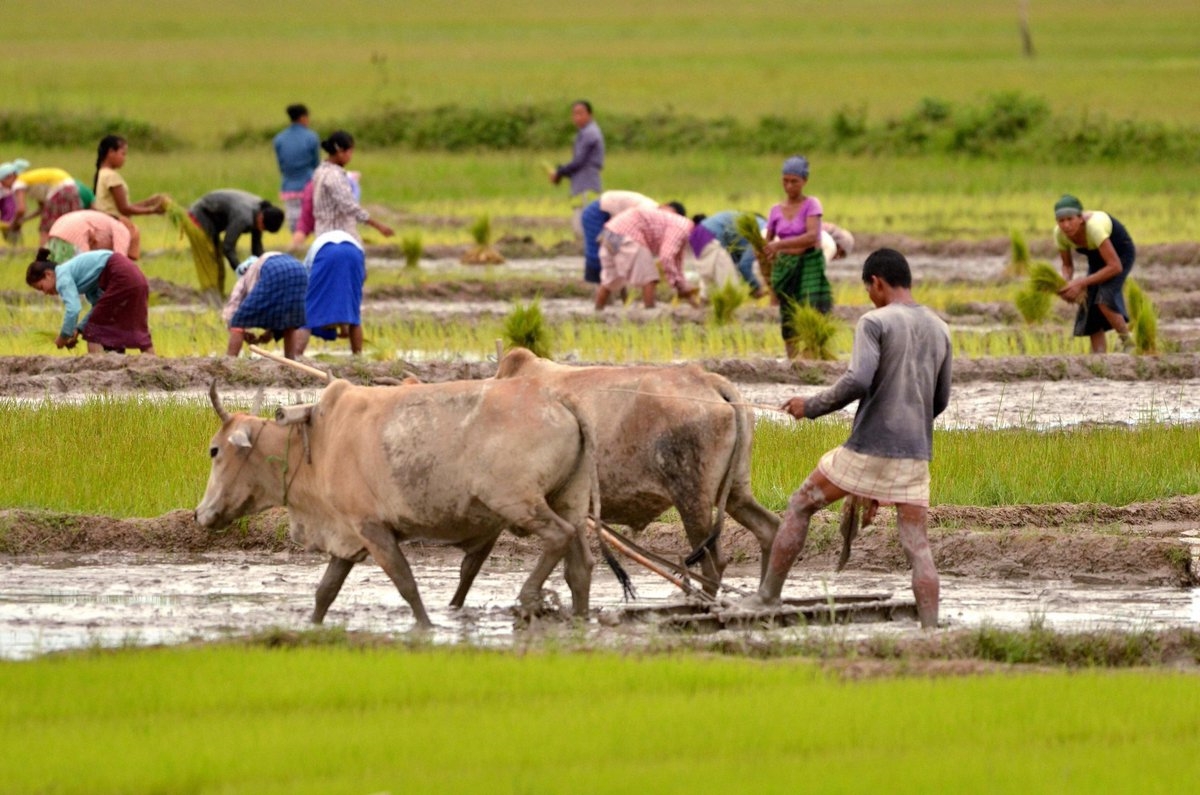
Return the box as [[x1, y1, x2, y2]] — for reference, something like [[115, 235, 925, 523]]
[[92, 135, 168, 259], [25, 247, 155, 355], [295, 230, 367, 356], [45, 210, 133, 262], [1, 161, 84, 247], [222, 252, 308, 359], [763, 155, 832, 359], [311, 130, 393, 244], [1053, 194, 1136, 354]]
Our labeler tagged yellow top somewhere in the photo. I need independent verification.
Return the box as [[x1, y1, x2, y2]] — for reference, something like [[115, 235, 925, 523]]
[[93, 167, 128, 217]]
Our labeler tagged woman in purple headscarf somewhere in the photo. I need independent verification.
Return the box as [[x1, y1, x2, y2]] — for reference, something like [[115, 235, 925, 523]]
[[763, 155, 832, 358]]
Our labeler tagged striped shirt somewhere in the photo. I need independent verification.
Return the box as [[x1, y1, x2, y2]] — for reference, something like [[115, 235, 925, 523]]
[[604, 206, 694, 291]]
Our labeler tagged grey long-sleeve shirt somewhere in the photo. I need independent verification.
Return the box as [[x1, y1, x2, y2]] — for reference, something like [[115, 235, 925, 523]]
[[556, 120, 605, 196], [189, 189, 266, 271], [804, 302, 952, 460]]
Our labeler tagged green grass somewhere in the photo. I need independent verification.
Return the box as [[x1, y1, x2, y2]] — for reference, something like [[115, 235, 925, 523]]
[[4, 147, 1197, 247], [2, 399, 1197, 518], [1, 644, 1198, 794], [4, 0, 1199, 142]]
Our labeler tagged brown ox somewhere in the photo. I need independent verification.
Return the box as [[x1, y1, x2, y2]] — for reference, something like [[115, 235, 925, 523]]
[[194, 377, 599, 628], [494, 348, 780, 593]]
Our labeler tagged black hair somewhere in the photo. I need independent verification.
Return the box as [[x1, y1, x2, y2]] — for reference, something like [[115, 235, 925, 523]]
[[260, 203, 285, 233], [862, 247, 912, 289], [691, 214, 707, 225], [572, 99, 593, 115], [94, 134, 126, 192], [286, 103, 309, 122], [321, 130, 355, 155], [665, 201, 686, 217], [26, 248, 57, 286]]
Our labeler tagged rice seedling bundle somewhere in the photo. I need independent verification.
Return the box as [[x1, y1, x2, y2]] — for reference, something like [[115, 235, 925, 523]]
[[1027, 261, 1085, 305], [709, 278, 749, 326], [1124, 278, 1147, 324], [163, 197, 222, 295], [735, 212, 772, 287], [502, 295, 551, 358], [1013, 285, 1051, 324], [785, 300, 840, 360]]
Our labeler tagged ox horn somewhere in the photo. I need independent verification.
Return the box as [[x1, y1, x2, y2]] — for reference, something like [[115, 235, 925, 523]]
[[209, 380, 231, 423]]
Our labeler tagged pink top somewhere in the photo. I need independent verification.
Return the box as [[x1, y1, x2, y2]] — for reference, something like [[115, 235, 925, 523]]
[[46, 210, 132, 256], [767, 196, 823, 240], [605, 206, 694, 291]]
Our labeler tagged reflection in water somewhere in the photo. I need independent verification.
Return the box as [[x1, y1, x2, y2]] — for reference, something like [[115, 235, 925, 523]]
[[1, 552, 1195, 660]]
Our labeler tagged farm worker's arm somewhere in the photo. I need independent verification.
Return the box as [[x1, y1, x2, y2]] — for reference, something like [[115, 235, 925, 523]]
[[1060, 240, 1121, 303], [55, 272, 83, 339], [781, 314, 880, 419]]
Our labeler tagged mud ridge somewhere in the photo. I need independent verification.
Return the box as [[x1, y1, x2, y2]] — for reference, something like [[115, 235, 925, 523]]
[[2, 498, 1194, 587]]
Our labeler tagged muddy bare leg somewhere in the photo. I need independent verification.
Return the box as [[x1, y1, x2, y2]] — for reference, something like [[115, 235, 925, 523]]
[[754, 470, 845, 604], [450, 534, 499, 609], [312, 555, 355, 624], [359, 524, 432, 628], [896, 503, 939, 629]]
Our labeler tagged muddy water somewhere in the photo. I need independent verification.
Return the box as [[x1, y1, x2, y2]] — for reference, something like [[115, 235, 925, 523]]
[[2, 552, 1196, 660]]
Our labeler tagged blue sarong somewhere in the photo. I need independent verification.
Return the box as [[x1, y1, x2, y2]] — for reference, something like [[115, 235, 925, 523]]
[[580, 200, 609, 283], [230, 255, 308, 331], [305, 239, 366, 341]]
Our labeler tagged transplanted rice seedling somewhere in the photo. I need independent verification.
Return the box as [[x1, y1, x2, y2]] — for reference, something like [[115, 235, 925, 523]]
[[501, 296, 551, 359], [400, 232, 423, 269], [461, 214, 504, 265], [1007, 228, 1032, 277]]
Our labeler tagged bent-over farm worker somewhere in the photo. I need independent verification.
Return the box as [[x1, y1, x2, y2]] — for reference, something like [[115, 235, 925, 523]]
[[1053, 194, 1136, 354], [737, 248, 952, 629], [26, 247, 156, 355], [594, 203, 699, 311]]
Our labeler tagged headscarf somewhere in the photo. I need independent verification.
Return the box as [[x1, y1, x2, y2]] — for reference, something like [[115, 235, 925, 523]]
[[0, 159, 30, 181], [1054, 194, 1084, 219], [781, 156, 810, 178]]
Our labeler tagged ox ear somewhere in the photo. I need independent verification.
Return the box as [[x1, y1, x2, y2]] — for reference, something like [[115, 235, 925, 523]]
[[228, 429, 253, 449]]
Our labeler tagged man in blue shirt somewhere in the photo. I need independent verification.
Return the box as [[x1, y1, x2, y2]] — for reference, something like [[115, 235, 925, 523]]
[[551, 100, 605, 239], [273, 103, 320, 248]]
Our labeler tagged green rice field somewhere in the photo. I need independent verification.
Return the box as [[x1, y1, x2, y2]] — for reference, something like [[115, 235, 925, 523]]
[[3, 2, 1199, 788], [0, 397, 1195, 518], [2, 644, 1198, 794]]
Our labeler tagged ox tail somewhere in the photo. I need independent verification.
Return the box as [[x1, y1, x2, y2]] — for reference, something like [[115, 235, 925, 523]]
[[684, 378, 746, 568], [559, 390, 636, 601]]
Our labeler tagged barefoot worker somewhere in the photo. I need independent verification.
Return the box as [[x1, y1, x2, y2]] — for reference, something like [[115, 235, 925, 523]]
[[1052, 194, 1136, 354], [738, 248, 951, 628], [26, 247, 156, 355]]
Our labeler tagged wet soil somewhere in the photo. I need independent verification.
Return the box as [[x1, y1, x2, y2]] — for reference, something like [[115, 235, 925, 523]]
[[2, 496, 1195, 587], [2, 240, 1199, 658]]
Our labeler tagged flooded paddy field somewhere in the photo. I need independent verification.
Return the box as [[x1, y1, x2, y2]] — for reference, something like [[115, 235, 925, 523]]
[[3, 551, 1197, 661]]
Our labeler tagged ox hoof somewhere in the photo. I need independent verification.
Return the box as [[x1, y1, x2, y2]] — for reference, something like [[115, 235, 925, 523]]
[[514, 589, 570, 625]]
